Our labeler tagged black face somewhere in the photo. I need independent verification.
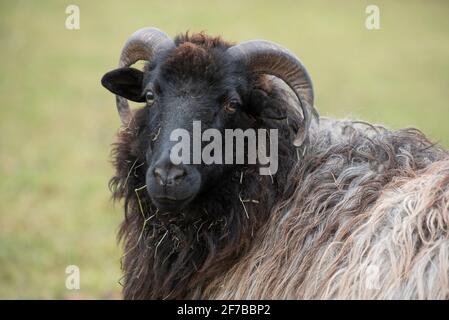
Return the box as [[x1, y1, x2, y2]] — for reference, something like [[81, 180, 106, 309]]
[[102, 43, 258, 212], [143, 74, 247, 212]]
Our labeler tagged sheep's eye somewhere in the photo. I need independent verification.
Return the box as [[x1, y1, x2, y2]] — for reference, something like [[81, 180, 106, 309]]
[[224, 100, 239, 114], [146, 91, 155, 104]]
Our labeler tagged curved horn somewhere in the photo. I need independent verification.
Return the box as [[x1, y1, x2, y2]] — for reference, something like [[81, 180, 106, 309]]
[[227, 40, 317, 147], [116, 27, 174, 124]]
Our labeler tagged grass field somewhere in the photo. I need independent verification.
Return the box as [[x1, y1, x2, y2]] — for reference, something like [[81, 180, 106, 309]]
[[0, 0, 448, 299]]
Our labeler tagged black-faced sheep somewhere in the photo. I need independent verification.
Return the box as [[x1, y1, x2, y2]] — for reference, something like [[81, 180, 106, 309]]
[[101, 27, 449, 299]]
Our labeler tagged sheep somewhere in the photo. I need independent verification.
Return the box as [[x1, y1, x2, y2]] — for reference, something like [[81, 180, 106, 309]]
[[101, 27, 449, 299]]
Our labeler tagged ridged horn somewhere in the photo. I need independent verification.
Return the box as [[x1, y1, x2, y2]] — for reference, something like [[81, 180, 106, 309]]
[[227, 40, 317, 147], [116, 27, 174, 123]]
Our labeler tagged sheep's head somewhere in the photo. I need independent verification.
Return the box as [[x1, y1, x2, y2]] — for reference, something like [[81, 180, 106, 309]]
[[102, 28, 315, 213]]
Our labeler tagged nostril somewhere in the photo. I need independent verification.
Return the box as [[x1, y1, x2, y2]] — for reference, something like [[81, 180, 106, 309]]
[[174, 172, 186, 182], [167, 167, 187, 186], [153, 167, 166, 186]]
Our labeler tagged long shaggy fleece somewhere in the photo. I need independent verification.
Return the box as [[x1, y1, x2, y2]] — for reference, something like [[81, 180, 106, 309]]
[[204, 120, 449, 299], [109, 33, 449, 299]]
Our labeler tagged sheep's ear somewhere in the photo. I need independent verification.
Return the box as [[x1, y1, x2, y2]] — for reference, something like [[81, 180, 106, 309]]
[[101, 67, 145, 102], [247, 89, 287, 120]]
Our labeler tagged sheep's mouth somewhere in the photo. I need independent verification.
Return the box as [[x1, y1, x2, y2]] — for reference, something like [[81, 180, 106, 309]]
[[151, 194, 195, 212], [154, 194, 191, 201]]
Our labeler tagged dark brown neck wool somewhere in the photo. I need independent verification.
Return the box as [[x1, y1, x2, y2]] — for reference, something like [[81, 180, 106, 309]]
[[110, 117, 292, 299]]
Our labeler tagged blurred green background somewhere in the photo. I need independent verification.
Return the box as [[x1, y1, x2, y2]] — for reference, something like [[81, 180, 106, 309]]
[[0, 0, 448, 299]]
